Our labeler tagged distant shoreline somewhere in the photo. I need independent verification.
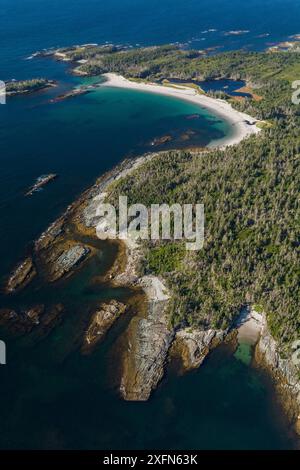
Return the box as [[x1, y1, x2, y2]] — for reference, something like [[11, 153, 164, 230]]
[[102, 73, 262, 149]]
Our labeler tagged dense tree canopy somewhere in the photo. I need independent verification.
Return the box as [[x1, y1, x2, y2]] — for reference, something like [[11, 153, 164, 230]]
[[101, 47, 300, 355]]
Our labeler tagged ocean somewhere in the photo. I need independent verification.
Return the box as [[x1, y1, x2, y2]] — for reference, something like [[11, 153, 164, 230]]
[[0, 0, 299, 450], [2, 0, 300, 81]]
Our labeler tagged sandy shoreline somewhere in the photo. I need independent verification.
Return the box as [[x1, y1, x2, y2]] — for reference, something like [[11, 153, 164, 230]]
[[236, 307, 263, 345], [102, 73, 261, 148]]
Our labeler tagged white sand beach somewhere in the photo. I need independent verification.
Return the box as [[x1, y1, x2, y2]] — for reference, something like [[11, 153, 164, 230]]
[[102, 73, 262, 148], [236, 307, 263, 345]]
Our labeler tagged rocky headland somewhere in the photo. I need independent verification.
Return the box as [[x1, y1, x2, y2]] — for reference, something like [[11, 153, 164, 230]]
[[79, 153, 300, 439], [1, 148, 299, 439], [118, 275, 172, 401], [170, 328, 228, 372], [255, 314, 300, 436]]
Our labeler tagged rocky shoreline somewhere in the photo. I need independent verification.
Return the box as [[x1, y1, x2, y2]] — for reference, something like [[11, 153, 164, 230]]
[[1, 148, 299, 438], [255, 315, 300, 436], [119, 282, 173, 401], [6, 79, 56, 97], [5, 257, 37, 294], [170, 328, 229, 372], [1, 149, 227, 401], [74, 151, 300, 416], [80, 153, 300, 439]]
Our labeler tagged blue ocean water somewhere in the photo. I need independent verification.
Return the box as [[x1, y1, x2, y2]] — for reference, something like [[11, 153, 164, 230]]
[[2, 0, 300, 80], [0, 0, 299, 450], [0, 81, 230, 277], [0, 0, 299, 272]]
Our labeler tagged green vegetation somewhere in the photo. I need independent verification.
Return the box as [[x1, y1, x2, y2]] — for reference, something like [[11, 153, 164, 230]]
[[63, 44, 300, 121], [162, 79, 204, 94], [105, 47, 300, 355], [255, 121, 274, 129], [110, 127, 300, 352], [145, 242, 185, 275], [6, 78, 53, 95], [70, 44, 300, 84], [253, 304, 265, 314], [57, 44, 119, 61]]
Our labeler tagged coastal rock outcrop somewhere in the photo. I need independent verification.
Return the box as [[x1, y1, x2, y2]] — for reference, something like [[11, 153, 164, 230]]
[[255, 315, 300, 434], [120, 303, 173, 401], [171, 328, 227, 371], [50, 87, 91, 103], [82, 300, 127, 354], [81, 153, 158, 230], [0, 304, 64, 336], [35, 218, 65, 251], [48, 244, 90, 281], [5, 257, 37, 293], [25, 174, 57, 196], [120, 276, 173, 401]]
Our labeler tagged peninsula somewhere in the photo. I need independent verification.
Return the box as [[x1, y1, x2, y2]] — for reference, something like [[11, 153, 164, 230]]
[[1, 44, 300, 438]]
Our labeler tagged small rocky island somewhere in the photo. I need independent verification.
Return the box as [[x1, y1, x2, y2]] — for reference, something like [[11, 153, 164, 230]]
[[25, 174, 58, 196], [50, 87, 92, 103], [6, 78, 56, 97]]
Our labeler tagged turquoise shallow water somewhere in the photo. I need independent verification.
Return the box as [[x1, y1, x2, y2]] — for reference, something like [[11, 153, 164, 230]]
[[0, 76, 230, 277], [0, 0, 299, 450], [0, 70, 295, 449]]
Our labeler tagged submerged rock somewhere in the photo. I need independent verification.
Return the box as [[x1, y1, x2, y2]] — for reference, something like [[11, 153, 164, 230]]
[[38, 303, 64, 336], [5, 257, 36, 293], [0, 305, 45, 334], [0, 308, 18, 326], [25, 304, 45, 325], [82, 300, 127, 354], [186, 114, 201, 120], [0, 301, 64, 337], [150, 135, 172, 147]]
